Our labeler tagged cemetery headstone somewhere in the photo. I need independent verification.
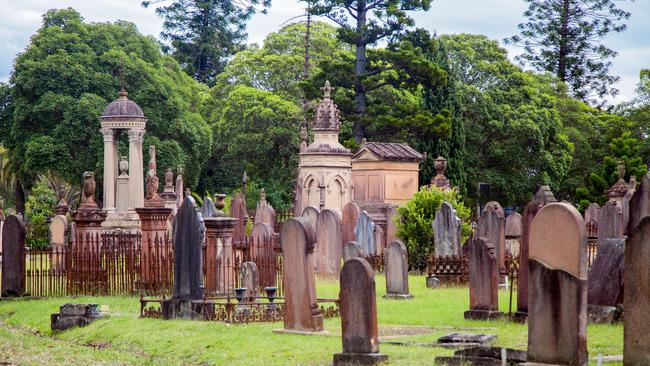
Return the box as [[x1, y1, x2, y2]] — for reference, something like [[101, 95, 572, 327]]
[[374, 224, 384, 256], [528, 202, 587, 366], [384, 240, 413, 299], [385, 205, 399, 245], [505, 211, 522, 257], [355, 211, 376, 256], [1, 215, 25, 297], [622, 189, 634, 234], [432, 202, 461, 257], [240, 262, 259, 302], [201, 196, 216, 218], [231, 192, 248, 244], [49, 215, 68, 270], [333, 258, 387, 366], [280, 217, 323, 332], [597, 200, 624, 241], [316, 209, 343, 278], [587, 238, 624, 323], [343, 241, 363, 262], [584, 203, 600, 228], [301, 206, 320, 233], [464, 237, 501, 320], [342, 202, 361, 245], [478, 201, 506, 274], [254, 189, 276, 228], [250, 223, 276, 288], [625, 216, 650, 364], [627, 173, 650, 233]]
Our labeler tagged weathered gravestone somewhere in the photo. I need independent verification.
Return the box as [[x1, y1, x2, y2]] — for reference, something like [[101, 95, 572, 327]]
[[1, 215, 25, 297], [333, 258, 387, 366], [374, 225, 384, 256], [433, 202, 462, 257], [385, 205, 399, 245], [384, 240, 413, 299], [597, 200, 624, 241], [231, 192, 248, 244], [342, 202, 361, 246], [280, 217, 323, 332], [587, 238, 624, 323], [316, 209, 343, 278], [201, 196, 216, 218], [250, 223, 276, 288], [49, 215, 68, 270], [505, 211, 522, 257], [343, 241, 363, 262], [584, 203, 600, 236], [162, 197, 204, 320], [355, 211, 376, 256], [515, 185, 556, 322], [622, 189, 634, 234], [478, 201, 506, 274], [254, 189, 276, 228], [240, 262, 259, 302], [625, 216, 650, 365], [301, 206, 320, 233], [528, 202, 587, 366], [627, 173, 650, 233], [464, 237, 501, 320]]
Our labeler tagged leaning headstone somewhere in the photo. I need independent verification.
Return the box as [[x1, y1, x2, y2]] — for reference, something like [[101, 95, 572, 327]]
[[280, 217, 323, 332], [504, 211, 522, 257], [201, 196, 216, 218], [343, 241, 363, 262], [384, 240, 413, 299], [49, 215, 68, 270], [316, 209, 343, 278], [597, 200, 624, 241], [1, 215, 26, 297], [333, 258, 387, 366], [464, 237, 501, 320], [625, 216, 650, 364], [433, 202, 462, 257], [588, 238, 624, 323], [478, 201, 506, 274], [162, 197, 204, 320], [240, 262, 259, 302], [355, 211, 376, 256], [342, 202, 361, 245], [301, 206, 320, 233], [528, 203, 587, 366]]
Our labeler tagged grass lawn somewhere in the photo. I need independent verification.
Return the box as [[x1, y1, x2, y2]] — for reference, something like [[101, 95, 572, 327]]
[[0, 275, 622, 365]]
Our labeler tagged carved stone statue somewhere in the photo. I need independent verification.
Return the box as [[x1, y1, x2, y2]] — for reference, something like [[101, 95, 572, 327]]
[[149, 145, 157, 172], [81, 171, 97, 207], [146, 169, 160, 200], [165, 168, 174, 189], [299, 125, 308, 152]]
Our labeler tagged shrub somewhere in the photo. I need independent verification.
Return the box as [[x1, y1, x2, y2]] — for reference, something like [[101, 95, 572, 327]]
[[395, 186, 471, 271], [25, 176, 58, 249]]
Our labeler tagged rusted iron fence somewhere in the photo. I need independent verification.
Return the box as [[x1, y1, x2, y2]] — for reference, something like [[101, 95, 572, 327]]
[[427, 254, 469, 284]]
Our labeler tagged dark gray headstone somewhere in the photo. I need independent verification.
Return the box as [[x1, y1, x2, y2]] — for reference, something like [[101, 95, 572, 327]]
[[597, 200, 624, 241], [1, 215, 25, 297], [478, 201, 506, 273], [240, 262, 259, 302], [433, 202, 461, 257], [172, 197, 204, 300], [624, 216, 650, 363], [464, 237, 501, 320], [588, 238, 624, 308]]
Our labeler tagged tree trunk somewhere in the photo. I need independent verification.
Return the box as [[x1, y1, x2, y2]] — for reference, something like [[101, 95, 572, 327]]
[[557, 0, 570, 82], [15, 181, 25, 215], [353, 1, 368, 143]]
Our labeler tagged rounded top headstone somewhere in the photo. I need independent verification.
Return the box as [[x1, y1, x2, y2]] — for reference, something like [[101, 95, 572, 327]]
[[101, 89, 147, 121]]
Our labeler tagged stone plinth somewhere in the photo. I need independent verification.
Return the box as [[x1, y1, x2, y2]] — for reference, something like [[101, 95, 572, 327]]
[[73, 208, 106, 248], [136, 206, 172, 287], [203, 216, 238, 295]]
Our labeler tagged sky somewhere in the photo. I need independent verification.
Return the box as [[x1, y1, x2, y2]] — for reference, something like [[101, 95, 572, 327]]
[[0, 0, 648, 104]]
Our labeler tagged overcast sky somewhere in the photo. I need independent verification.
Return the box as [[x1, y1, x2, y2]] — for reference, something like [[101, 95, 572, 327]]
[[0, 0, 647, 104]]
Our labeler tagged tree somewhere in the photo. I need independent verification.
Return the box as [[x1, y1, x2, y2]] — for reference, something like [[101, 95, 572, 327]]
[[0, 8, 212, 206], [143, 0, 271, 85], [306, 0, 434, 141], [506, 0, 631, 104], [24, 175, 58, 249]]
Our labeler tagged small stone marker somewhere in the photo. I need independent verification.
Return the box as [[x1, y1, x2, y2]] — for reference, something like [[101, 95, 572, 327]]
[[384, 240, 413, 299], [301, 206, 320, 233], [342, 202, 361, 246], [333, 258, 387, 366], [240, 262, 259, 302], [478, 201, 506, 274], [355, 210, 376, 256], [433, 202, 462, 257], [464, 237, 502, 320], [315, 209, 343, 278], [584, 203, 600, 235], [51, 303, 107, 331], [588, 238, 624, 323], [1, 214, 26, 297], [343, 241, 363, 261], [528, 202, 587, 366], [435, 346, 526, 365], [436, 333, 497, 349], [597, 200, 624, 241], [280, 217, 323, 332], [624, 214, 650, 363]]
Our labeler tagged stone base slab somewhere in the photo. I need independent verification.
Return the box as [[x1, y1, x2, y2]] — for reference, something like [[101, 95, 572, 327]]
[[463, 310, 504, 321], [587, 304, 620, 324], [272, 328, 331, 336], [512, 311, 528, 323], [435, 356, 503, 365], [383, 294, 414, 300], [161, 299, 211, 320], [333, 352, 388, 366]]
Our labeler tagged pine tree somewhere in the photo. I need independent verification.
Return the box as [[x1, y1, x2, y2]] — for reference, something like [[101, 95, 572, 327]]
[[506, 0, 631, 104], [142, 0, 271, 85]]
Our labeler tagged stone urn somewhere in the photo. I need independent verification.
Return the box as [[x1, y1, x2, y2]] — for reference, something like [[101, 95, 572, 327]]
[[234, 288, 247, 303], [119, 156, 129, 176], [434, 156, 447, 174], [264, 287, 277, 303]]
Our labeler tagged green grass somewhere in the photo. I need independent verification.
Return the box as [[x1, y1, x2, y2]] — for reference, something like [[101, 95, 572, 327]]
[[0, 275, 623, 365]]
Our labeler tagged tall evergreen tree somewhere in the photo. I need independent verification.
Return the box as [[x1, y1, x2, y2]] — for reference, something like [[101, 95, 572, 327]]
[[142, 0, 271, 85], [506, 0, 631, 104]]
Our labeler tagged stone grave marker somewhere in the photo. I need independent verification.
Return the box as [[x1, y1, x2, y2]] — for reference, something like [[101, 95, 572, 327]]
[[623, 189, 634, 234], [627, 173, 650, 233], [355, 210, 376, 256], [374, 224, 384, 256], [384, 240, 413, 299], [240, 262, 259, 302], [597, 200, 624, 241], [201, 196, 216, 218], [464, 237, 501, 320], [385, 205, 399, 245], [528, 202, 587, 366], [342, 202, 361, 246], [301, 206, 320, 233], [1, 215, 25, 297], [316, 209, 343, 278], [584, 203, 600, 234], [343, 241, 363, 262], [432, 201, 462, 257], [505, 211, 522, 257], [280, 217, 323, 332], [49, 215, 68, 270], [333, 258, 387, 366], [478, 201, 506, 274], [231, 192, 248, 243], [254, 189, 276, 228], [587, 238, 624, 323], [250, 223, 276, 288]]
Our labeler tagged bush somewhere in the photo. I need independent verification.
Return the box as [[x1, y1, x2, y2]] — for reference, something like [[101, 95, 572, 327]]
[[395, 186, 471, 271], [25, 176, 58, 249]]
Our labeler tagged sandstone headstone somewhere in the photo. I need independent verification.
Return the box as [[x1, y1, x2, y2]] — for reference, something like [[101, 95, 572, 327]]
[[333, 258, 387, 366], [254, 189, 276, 228], [478, 201, 506, 274], [598, 200, 624, 241], [355, 211, 376, 256], [201, 196, 216, 218], [385, 205, 399, 245], [505, 212, 522, 257], [528, 203, 587, 366], [342, 202, 361, 245], [433, 202, 462, 257], [1, 215, 25, 297], [374, 224, 384, 255], [250, 222, 276, 288], [280, 217, 323, 332], [464, 237, 501, 320], [240, 262, 259, 302], [622, 189, 634, 234], [627, 173, 650, 233], [231, 193, 248, 243], [584, 203, 600, 234], [625, 216, 650, 364], [588, 238, 624, 323], [301, 206, 320, 233], [316, 209, 343, 278], [384, 240, 412, 299], [343, 241, 363, 261], [49, 215, 68, 270]]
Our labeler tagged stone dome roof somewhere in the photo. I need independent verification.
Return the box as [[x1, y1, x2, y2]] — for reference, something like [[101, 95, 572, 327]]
[[313, 81, 340, 131], [101, 90, 146, 120]]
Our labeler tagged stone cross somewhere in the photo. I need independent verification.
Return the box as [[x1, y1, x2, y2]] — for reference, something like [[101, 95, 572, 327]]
[[343, 241, 363, 262], [333, 258, 387, 366], [355, 210, 376, 256], [384, 240, 413, 299], [342, 202, 361, 246], [280, 217, 323, 332], [478, 201, 506, 274], [316, 209, 343, 278], [433, 202, 462, 257], [528, 203, 587, 365], [464, 237, 501, 320], [1, 215, 25, 297]]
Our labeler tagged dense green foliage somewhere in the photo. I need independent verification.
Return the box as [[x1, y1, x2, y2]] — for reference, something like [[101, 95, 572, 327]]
[[506, 0, 631, 103], [396, 186, 471, 271], [24, 176, 58, 249]]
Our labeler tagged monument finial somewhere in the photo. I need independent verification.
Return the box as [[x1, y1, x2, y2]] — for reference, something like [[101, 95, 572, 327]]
[[321, 80, 333, 98], [119, 60, 127, 96]]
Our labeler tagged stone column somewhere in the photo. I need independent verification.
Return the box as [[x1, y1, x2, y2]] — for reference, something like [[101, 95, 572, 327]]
[[203, 216, 238, 295], [101, 127, 116, 213], [128, 128, 145, 210]]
